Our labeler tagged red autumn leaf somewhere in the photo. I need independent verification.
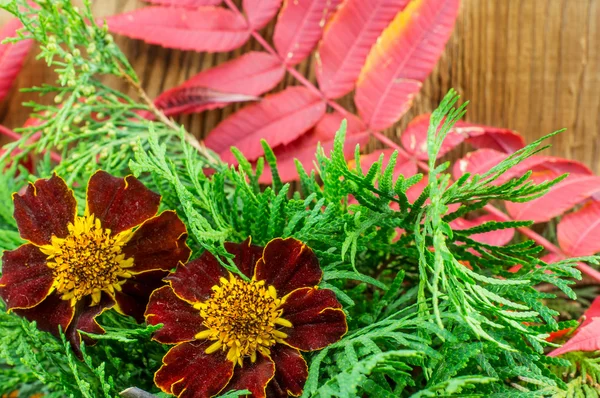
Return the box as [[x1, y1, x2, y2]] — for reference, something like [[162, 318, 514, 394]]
[[260, 112, 366, 183], [455, 122, 525, 153], [316, 0, 410, 99], [547, 297, 600, 345], [206, 86, 326, 163], [453, 148, 508, 179], [155, 87, 259, 116], [505, 175, 600, 223], [557, 201, 600, 257], [261, 131, 370, 184], [106, 6, 251, 53], [580, 297, 600, 330], [354, 148, 417, 180], [307, 111, 366, 142], [401, 114, 465, 160], [548, 318, 600, 357], [154, 52, 284, 115], [354, 0, 459, 130], [141, 0, 222, 6], [273, 0, 342, 65], [450, 214, 515, 246], [494, 156, 592, 185], [0, 19, 33, 102], [243, 0, 283, 30]]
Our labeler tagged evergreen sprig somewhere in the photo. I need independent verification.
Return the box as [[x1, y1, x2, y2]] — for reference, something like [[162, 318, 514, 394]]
[[0, 1, 597, 396]]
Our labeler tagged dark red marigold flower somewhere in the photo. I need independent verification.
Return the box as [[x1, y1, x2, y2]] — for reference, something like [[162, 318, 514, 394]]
[[146, 238, 347, 398], [0, 171, 190, 355]]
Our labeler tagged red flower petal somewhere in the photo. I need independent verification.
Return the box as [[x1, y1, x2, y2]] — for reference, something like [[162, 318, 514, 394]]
[[14, 292, 74, 339], [86, 171, 160, 235], [13, 174, 76, 245], [267, 344, 308, 397], [145, 286, 206, 344], [155, 340, 234, 397], [254, 238, 322, 296], [281, 287, 347, 351], [0, 244, 54, 310], [222, 354, 275, 398], [123, 210, 191, 274], [114, 270, 168, 323], [224, 238, 264, 279], [66, 294, 115, 357], [166, 250, 227, 304]]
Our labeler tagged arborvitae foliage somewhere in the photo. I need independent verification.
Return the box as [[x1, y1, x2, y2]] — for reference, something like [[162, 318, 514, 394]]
[[1, 1, 599, 397]]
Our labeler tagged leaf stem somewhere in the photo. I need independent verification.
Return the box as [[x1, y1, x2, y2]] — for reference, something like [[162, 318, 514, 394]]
[[117, 65, 221, 166], [222, 0, 351, 117]]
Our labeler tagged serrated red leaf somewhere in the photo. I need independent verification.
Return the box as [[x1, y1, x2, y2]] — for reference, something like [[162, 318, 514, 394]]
[[260, 112, 365, 183], [547, 297, 600, 344], [316, 0, 410, 99], [548, 318, 600, 357], [141, 0, 222, 6], [495, 156, 592, 185], [0, 19, 33, 102], [273, 0, 342, 65], [154, 52, 284, 115], [505, 175, 600, 223], [243, 0, 283, 30], [401, 114, 524, 161], [558, 201, 600, 257], [455, 122, 525, 153], [106, 6, 251, 52], [401, 114, 464, 160], [355, 0, 459, 130], [262, 112, 364, 165], [450, 214, 515, 246], [453, 148, 507, 180], [260, 131, 370, 184], [206, 87, 326, 163], [155, 87, 259, 116]]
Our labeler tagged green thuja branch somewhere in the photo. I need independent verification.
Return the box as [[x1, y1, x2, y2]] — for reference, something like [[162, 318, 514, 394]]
[[0, 2, 596, 396], [1, 0, 221, 186]]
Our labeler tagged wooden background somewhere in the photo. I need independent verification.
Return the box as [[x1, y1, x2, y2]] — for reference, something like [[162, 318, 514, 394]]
[[0, 0, 599, 171]]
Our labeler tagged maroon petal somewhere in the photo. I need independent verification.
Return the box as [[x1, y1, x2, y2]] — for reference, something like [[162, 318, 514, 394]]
[[267, 345, 308, 397], [86, 171, 160, 235], [13, 173, 76, 245], [123, 211, 190, 274], [254, 238, 322, 296], [66, 294, 115, 357], [114, 270, 167, 323], [224, 238, 263, 279], [155, 340, 234, 397], [14, 292, 74, 339], [166, 250, 227, 304], [223, 354, 275, 398], [281, 288, 347, 351], [145, 286, 205, 344], [0, 244, 54, 310]]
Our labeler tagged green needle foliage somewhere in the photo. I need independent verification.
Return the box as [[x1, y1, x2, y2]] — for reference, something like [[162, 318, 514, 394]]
[[0, 0, 599, 397]]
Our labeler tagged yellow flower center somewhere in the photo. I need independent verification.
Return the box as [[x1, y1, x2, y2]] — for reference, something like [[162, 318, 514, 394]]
[[195, 275, 292, 365], [40, 214, 134, 306]]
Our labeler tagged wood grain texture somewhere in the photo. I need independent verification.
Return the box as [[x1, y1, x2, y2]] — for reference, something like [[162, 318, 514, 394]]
[[0, 0, 599, 171]]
